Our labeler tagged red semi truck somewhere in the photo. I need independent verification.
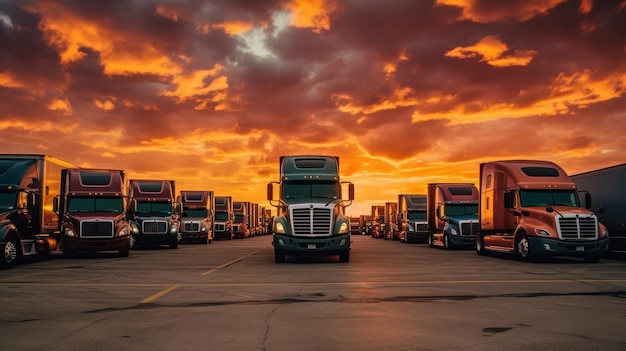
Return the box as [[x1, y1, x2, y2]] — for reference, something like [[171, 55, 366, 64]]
[[214, 196, 233, 240], [232, 201, 250, 239], [179, 190, 215, 244], [475, 160, 609, 262], [57, 168, 132, 257]]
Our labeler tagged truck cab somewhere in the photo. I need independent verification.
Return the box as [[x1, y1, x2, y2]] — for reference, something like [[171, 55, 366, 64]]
[[397, 194, 428, 243], [179, 191, 214, 244], [128, 180, 179, 249], [214, 196, 234, 240], [268, 155, 354, 263], [427, 184, 478, 249], [476, 160, 609, 261]]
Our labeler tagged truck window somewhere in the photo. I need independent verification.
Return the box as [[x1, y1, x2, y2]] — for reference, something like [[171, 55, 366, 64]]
[[183, 209, 208, 217], [215, 212, 229, 221], [519, 190, 579, 207], [136, 201, 172, 215], [67, 197, 124, 213], [445, 204, 479, 216], [407, 211, 427, 220], [283, 182, 339, 201], [0, 190, 17, 211]]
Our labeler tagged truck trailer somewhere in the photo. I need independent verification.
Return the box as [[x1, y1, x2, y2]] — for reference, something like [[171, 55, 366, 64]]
[[268, 155, 354, 263], [384, 201, 398, 240], [214, 196, 233, 240], [57, 168, 132, 257], [475, 160, 609, 262], [0, 154, 76, 268], [179, 190, 215, 244], [427, 184, 479, 249], [571, 163, 626, 251], [397, 194, 428, 243], [128, 180, 180, 249]]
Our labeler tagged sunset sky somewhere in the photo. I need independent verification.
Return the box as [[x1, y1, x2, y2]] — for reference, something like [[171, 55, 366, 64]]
[[1, 0, 625, 217]]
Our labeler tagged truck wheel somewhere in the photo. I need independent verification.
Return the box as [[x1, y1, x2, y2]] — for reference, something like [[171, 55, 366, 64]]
[[443, 233, 450, 250], [274, 250, 286, 263], [202, 236, 209, 245], [428, 234, 435, 248], [1, 238, 19, 269], [339, 250, 350, 263], [515, 234, 531, 261], [476, 234, 486, 256]]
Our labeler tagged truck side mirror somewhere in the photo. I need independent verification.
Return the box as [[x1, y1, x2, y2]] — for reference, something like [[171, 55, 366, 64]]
[[53, 195, 59, 215], [503, 191, 514, 208], [267, 183, 274, 201], [348, 183, 354, 201]]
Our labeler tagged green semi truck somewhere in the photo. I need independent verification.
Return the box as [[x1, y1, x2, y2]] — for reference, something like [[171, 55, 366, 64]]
[[268, 155, 354, 263]]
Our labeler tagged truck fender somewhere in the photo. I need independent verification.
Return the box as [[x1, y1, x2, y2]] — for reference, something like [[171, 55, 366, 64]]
[[0, 222, 19, 242]]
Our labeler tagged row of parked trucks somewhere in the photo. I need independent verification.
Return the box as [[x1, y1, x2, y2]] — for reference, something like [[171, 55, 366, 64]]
[[0, 154, 273, 268], [365, 160, 622, 262]]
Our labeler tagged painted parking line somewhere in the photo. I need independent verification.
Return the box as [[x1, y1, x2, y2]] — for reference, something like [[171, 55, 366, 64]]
[[140, 249, 263, 304]]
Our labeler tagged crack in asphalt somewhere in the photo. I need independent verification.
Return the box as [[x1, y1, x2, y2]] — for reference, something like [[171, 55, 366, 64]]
[[80, 290, 626, 314]]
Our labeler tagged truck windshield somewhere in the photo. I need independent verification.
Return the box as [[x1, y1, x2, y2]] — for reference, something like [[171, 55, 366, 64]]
[[183, 209, 208, 217], [234, 214, 245, 222], [282, 181, 339, 202], [67, 197, 123, 213], [215, 212, 229, 221], [444, 204, 478, 216], [519, 190, 579, 207], [136, 201, 172, 215], [0, 191, 17, 211], [408, 211, 427, 220]]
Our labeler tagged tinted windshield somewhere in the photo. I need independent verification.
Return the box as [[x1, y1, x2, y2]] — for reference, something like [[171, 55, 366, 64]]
[[215, 212, 229, 221], [444, 204, 478, 216], [68, 197, 123, 213], [235, 214, 245, 222], [282, 181, 339, 202], [136, 201, 172, 215], [408, 211, 427, 220], [519, 190, 579, 207], [0, 191, 17, 211], [183, 209, 208, 217]]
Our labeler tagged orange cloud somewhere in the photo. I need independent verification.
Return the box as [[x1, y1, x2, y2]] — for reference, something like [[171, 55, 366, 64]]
[[199, 20, 255, 35], [34, 2, 181, 77], [154, 5, 178, 22], [445, 35, 536, 67], [94, 99, 115, 111], [283, 0, 337, 33], [0, 71, 26, 89], [435, 0, 567, 22], [46, 98, 72, 115], [161, 65, 233, 110]]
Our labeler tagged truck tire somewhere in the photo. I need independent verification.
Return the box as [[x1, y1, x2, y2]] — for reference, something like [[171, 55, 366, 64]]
[[476, 234, 486, 255], [443, 233, 450, 250], [1, 237, 19, 269], [202, 236, 209, 245], [339, 250, 350, 263], [274, 250, 286, 263], [515, 234, 531, 261], [428, 234, 435, 248]]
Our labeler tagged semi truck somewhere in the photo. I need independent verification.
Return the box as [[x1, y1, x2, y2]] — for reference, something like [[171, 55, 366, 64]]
[[232, 201, 250, 239], [128, 180, 179, 249], [475, 160, 609, 262], [0, 154, 76, 268], [397, 194, 428, 243], [267, 155, 354, 263], [371, 205, 385, 238], [360, 215, 372, 235], [384, 201, 398, 240], [214, 196, 233, 240], [427, 184, 479, 249], [178, 190, 214, 244], [57, 168, 132, 257], [571, 163, 626, 251]]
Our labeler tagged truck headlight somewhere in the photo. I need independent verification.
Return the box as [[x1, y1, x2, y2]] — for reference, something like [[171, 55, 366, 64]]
[[275, 222, 285, 233], [64, 227, 75, 237], [201, 225, 207, 232], [130, 223, 139, 234], [450, 228, 458, 235], [339, 222, 349, 234], [170, 224, 178, 234], [534, 228, 551, 237], [120, 226, 129, 236], [601, 229, 609, 238]]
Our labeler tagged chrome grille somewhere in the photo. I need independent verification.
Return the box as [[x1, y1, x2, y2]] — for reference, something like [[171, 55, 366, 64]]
[[460, 221, 479, 236], [81, 220, 114, 238], [142, 220, 168, 234], [214, 223, 225, 231], [183, 222, 200, 232], [557, 215, 598, 240], [415, 223, 428, 233], [291, 207, 332, 236]]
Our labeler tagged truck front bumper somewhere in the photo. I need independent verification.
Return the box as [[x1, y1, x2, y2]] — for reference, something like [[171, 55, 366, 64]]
[[133, 233, 178, 246], [64, 236, 130, 252], [448, 234, 476, 248], [528, 237, 610, 257], [180, 232, 209, 241], [272, 233, 350, 256], [406, 231, 428, 243]]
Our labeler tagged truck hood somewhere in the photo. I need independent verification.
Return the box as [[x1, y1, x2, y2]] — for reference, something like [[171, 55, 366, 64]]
[[446, 214, 478, 224]]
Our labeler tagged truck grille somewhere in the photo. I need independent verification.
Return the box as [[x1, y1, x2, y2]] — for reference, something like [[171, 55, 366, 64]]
[[81, 220, 114, 238], [214, 223, 225, 231], [291, 207, 332, 236], [460, 221, 479, 236], [557, 215, 598, 240], [142, 220, 168, 234], [415, 223, 428, 233], [183, 222, 200, 232]]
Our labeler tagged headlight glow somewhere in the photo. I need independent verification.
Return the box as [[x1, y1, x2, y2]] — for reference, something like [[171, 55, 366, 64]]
[[64, 227, 75, 237], [275, 222, 285, 233], [534, 228, 551, 237], [339, 222, 349, 233]]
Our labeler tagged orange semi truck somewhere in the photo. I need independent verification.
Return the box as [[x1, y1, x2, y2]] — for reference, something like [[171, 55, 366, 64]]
[[475, 160, 609, 262]]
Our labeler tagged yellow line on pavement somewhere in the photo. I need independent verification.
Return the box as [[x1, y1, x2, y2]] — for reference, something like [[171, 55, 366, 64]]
[[201, 249, 263, 276], [140, 284, 180, 304]]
